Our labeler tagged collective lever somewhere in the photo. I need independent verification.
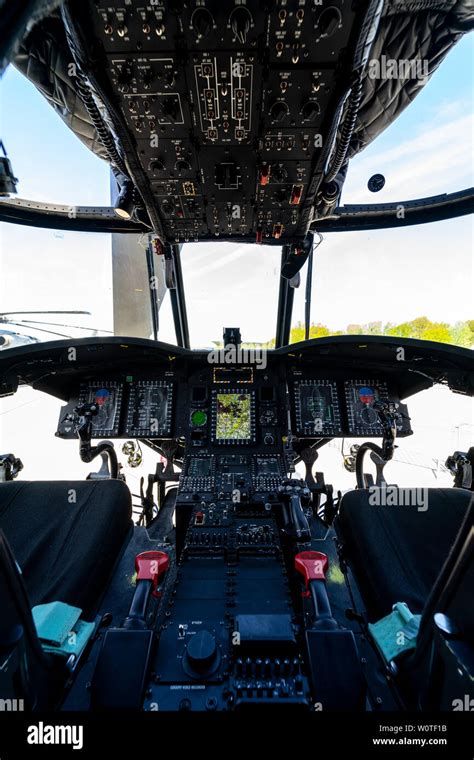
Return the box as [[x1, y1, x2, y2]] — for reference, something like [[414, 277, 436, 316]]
[[124, 551, 170, 629], [295, 551, 338, 629]]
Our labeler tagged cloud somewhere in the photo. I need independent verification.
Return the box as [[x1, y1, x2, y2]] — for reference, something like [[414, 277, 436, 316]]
[[343, 107, 473, 204]]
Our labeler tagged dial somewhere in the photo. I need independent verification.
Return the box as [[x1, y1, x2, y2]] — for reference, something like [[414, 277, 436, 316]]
[[259, 408, 277, 425]]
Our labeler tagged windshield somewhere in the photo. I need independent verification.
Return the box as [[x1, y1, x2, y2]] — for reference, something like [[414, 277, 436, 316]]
[[0, 36, 472, 349]]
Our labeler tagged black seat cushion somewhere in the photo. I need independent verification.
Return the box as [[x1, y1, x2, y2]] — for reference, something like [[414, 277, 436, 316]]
[[335, 488, 473, 621], [0, 480, 132, 615]]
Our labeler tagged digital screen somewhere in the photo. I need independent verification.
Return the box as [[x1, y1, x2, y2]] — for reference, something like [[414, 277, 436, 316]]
[[188, 457, 213, 477], [256, 457, 280, 475], [79, 382, 123, 436], [216, 393, 252, 441], [126, 381, 172, 436], [295, 381, 341, 435], [345, 381, 386, 434], [213, 367, 254, 384]]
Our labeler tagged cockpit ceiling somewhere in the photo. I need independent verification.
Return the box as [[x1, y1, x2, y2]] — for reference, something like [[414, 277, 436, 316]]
[[10, 0, 474, 243]]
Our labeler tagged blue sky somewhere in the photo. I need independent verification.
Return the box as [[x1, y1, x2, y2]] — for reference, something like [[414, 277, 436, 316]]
[[0, 31, 472, 345]]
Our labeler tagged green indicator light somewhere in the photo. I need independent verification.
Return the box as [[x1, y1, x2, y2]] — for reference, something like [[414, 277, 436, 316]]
[[191, 410, 207, 427], [126, 375, 133, 383]]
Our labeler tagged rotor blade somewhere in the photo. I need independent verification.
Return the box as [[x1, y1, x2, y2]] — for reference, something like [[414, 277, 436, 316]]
[[2, 321, 73, 338], [0, 310, 92, 316], [8, 318, 113, 332]]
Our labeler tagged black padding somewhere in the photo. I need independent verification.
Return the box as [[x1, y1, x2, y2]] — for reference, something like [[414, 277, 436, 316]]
[[335, 488, 473, 621], [0, 480, 132, 614]]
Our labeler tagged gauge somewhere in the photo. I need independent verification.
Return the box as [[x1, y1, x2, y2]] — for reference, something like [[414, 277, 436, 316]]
[[259, 407, 277, 425], [125, 381, 173, 437], [294, 380, 341, 436], [78, 382, 123, 437]]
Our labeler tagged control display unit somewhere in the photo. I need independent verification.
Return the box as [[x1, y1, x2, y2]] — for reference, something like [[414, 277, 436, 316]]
[[125, 380, 173, 437], [78, 381, 123, 437], [187, 456, 214, 478], [211, 389, 256, 444], [293, 380, 341, 436]]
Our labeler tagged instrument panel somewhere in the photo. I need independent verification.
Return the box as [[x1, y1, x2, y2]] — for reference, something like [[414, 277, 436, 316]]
[[56, 365, 411, 442]]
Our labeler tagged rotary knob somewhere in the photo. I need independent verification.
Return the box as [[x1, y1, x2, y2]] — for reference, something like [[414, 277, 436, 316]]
[[150, 159, 165, 172], [301, 100, 320, 122], [269, 101, 289, 123], [317, 7, 342, 37], [229, 7, 252, 44], [183, 630, 220, 677], [272, 164, 288, 183], [191, 8, 214, 39]]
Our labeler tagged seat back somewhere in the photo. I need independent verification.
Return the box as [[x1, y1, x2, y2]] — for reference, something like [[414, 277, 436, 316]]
[[0, 530, 51, 709]]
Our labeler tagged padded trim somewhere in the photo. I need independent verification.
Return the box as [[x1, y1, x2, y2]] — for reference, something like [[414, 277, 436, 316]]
[[335, 487, 473, 620], [0, 480, 132, 614]]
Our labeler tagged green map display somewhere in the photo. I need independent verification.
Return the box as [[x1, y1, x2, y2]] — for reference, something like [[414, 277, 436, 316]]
[[216, 393, 251, 440]]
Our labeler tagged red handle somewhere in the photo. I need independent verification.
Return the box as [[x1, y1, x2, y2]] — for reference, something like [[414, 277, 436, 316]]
[[135, 550, 170, 594], [295, 551, 329, 587]]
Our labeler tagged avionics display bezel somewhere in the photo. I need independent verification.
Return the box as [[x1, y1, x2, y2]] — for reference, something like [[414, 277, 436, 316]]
[[78, 381, 123, 437], [293, 380, 342, 436], [211, 388, 256, 445], [125, 380, 173, 437], [344, 379, 389, 436], [186, 455, 215, 478]]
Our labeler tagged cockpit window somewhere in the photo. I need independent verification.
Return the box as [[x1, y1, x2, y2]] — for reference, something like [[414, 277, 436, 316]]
[[180, 242, 281, 348], [341, 34, 473, 205], [290, 218, 473, 348]]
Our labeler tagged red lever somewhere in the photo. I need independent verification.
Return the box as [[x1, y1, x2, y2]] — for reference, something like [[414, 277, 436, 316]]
[[135, 551, 170, 595], [259, 165, 270, 186], [295, 551, 329, 588]]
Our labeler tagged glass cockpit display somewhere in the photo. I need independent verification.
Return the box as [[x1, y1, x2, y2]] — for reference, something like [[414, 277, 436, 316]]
[[78, 382, 123, 437], [294, 381, 342, 436], [345, 380, 387, 435], [125, 381, 173, 437], [212, 390, 255, 443]]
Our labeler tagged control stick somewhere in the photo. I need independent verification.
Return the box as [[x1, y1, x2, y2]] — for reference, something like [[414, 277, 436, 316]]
[[355, 400, 402, 488], [124, 551, 170, 629], [278, 480, 311, 542], [66, 402, 119, 478]]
